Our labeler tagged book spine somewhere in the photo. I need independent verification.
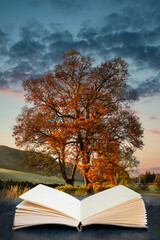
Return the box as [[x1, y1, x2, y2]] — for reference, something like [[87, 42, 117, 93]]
[[77, 222, 82, 232]]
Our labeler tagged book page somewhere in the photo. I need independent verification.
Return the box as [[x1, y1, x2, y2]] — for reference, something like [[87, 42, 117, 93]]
[[13, 214, 79, 230], [80, 185, 141, 220], [81, 197, 147, 227], [17, 200, 78, 218], [19, 184, 81, 220]]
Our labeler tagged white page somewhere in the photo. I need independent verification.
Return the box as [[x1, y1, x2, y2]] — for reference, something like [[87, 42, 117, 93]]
[[19, 184, 81, 220], [80, 185, 141, 220]]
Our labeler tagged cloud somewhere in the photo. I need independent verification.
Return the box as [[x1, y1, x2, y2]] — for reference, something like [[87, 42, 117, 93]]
[[0, 77, 9, 89], [10, 39, 45, 62], [78, 25, 98, 40], [135, 76, 160, 97], [149, 116, 158, 120], [132, 110, 141, 116], [30, 0, 86, 13], [76, 8, 160, 75], [1, 0, 160, 97], [145, 129, 160, 136], [131, 110, 159, 121], [0, 87, 23, 96], [0, 28, 9, 56], [20, 19, 49, 41], [0, 62, 34, 88], [43, 30, 73, 44], [49, 0, 86, 13]]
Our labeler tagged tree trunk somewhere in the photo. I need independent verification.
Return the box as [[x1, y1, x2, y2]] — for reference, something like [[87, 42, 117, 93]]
[[84, 174, 90, 187], [59, 162, 75, 186], [84, 175, 93, 193], [65, 178, 74, 185], [59, 151, 76, 186]]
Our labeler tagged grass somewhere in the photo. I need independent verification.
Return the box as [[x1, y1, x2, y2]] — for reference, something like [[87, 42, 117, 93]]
[[55, 185, 88, 198], [0, 168, 65, 185], [126, 183, 160, 196], [0, 185, 30, 200], [0, 168, 84, 200], [0, 167, 160, 200], [0, 168, 83, 185]]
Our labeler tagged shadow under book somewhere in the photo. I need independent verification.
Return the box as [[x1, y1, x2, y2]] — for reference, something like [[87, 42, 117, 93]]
[[12, 184, 147, 231]]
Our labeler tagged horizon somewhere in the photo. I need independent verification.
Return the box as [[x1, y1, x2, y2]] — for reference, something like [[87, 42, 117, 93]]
[[0, 144, 160, 175]]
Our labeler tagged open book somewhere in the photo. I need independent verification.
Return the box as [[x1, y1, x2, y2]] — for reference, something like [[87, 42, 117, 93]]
[[13, 184, 147, 231]]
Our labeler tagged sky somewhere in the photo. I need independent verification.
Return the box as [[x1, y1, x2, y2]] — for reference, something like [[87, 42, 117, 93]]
[[0, 0, 160, 171]]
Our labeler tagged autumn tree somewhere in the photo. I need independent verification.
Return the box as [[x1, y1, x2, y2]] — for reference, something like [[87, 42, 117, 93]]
[[13, 49, 144, 187], [154, 174, 160, 190]]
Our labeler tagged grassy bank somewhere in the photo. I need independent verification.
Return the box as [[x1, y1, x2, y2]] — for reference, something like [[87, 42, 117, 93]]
[[0, 168, 65, 184], [0, 168, 84, 200], [0, 168, 160, 200], [127, 183, 160, 196]]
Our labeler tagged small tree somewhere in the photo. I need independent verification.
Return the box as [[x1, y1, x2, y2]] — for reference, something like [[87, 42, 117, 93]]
[[13, 49, 143, 187], [22, 149, 60, 176], [154, 174, 160, 190]]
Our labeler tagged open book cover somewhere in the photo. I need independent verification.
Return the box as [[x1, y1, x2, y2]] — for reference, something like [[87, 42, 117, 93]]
[[12, 184, 147, 231]]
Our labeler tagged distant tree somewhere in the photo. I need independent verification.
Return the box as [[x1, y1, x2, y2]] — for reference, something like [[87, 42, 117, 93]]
[[139, 174, 146, 184], [145, 171, 156, 183], [13, 49, 144, 187], [154, 174, 160, 189], [139, 171, 156, 184]]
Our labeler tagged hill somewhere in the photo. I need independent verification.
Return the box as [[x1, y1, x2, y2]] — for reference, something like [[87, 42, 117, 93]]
[[140, 167, 160, 174], [0, 145, 27, 171], [0, 145, 84, 182]]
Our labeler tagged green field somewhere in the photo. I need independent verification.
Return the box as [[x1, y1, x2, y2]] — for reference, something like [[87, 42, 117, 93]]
[[0, 168, 66, 184], [0, 168, 84, 186]]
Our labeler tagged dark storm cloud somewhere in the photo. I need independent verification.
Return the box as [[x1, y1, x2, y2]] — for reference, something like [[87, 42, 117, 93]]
[[78, 14, 160, 70], [0, 66, 30, 87], [76, 1, 160, 97], [77, 26, 98, 40], [135, 76, 160, 97], [10, 40, 45, 61], [49, 39, 88, 54], [49, 0, 85, 13], [0, 29, 9, 55], [30, 0, 86, 13], [20, 19, 49, 41], [9, 20, 47, 64], [1, 0, 160, 98], [0, 20, 89, 90], [43, 30, 73, 43], [0, 29, 8, 45], [0, 76, 9, 88]]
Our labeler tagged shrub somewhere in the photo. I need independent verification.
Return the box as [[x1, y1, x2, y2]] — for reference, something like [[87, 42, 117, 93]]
[[55, 185, 88, 197], [1, 185, 30, 200], [138, 184, 149, 192], [0, 180, 63, 200]]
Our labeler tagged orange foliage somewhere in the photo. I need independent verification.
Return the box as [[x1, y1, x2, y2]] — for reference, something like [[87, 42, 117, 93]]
[[13, 49, 144, 187]]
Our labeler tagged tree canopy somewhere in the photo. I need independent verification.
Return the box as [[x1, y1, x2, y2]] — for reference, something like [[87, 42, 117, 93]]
[[13, 49, 144, 188]]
